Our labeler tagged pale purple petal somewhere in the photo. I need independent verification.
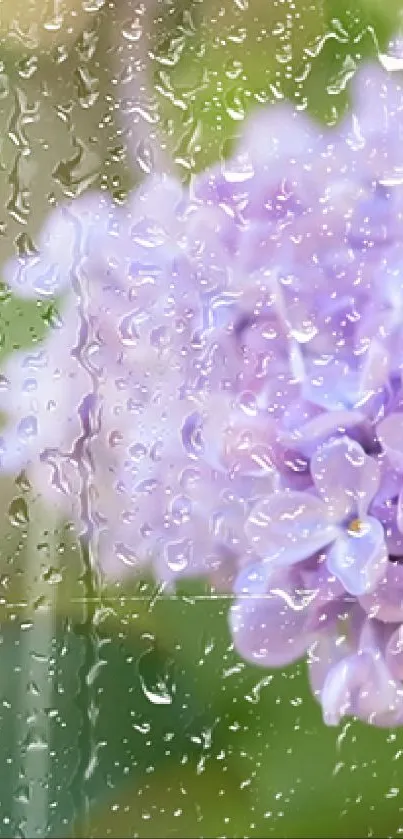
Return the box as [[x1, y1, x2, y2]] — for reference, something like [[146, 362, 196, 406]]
[[244, 492, 338, 566], [308, 630, 350, 701], [355, 620, 403, 726], [356, 339, 390, 407], [301, 563, 350, 631], [196, 105, 320, 224], [369, 462, 403, 554], [230, 565, 315, 667], [320, 652, 373, 726], [3, 192, 113, 298], [310, 618, 403, 727], [279, 408, 367, 459], [237, 104, 317, 169], [385, 624, 403, 682], [311, 437, 380, 521], [301, 356, 359, 412], [326, 516, 387, 596], [360, 561, 403, 622], [346, 64, 403, 178], [377, 412, 403, 471]]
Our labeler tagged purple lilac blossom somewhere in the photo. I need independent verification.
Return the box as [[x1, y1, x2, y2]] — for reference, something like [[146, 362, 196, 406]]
[[2, 60, 403, 726]]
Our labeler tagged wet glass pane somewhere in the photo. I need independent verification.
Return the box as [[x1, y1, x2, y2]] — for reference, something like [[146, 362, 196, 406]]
[[1, 1, 403, 837]]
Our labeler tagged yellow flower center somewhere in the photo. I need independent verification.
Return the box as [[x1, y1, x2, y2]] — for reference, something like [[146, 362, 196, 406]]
[[347, 517, 363, 535]]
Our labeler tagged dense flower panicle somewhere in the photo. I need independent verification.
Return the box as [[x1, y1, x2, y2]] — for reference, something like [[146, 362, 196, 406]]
[[3, 59, 403, 725], [1, 176, 277, 582]]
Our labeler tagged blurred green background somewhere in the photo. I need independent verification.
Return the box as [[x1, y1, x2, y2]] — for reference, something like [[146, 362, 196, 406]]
[[1, 0, 403, 836]]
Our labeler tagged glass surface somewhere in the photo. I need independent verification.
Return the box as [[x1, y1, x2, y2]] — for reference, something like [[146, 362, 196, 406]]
[[0, 1, 403, 837]]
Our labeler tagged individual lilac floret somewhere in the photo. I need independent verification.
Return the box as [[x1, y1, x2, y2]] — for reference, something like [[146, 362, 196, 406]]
[[309, 609, 403, 727], [245, 437, 386, 597], [230, 561, 346, 668], [3, 55, 403, 725]]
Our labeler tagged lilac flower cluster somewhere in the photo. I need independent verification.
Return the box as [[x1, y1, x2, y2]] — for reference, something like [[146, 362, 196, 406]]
[[2, 60, 403, 726]]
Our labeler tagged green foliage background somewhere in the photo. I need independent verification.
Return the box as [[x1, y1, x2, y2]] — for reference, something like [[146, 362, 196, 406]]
[[1, 1, 403, 836]]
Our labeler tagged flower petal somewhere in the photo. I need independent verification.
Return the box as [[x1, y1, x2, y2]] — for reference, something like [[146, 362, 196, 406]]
[[230, 565, 314, 667], [301, 356, 359, 412], [360, 561, 403, 622], [377, 412, 403, 471], [3, 192, 112, 298], [385, 624, 403, 682], [311, 436, 380, 520], [310, 618, 403, 727], [326, 516, 387, 596], [280, 408, 367, 459], [320, 652, 372, 726], [245, 492, 338, 566], [356, 339, 390, 408], [369, 465, 403, 555]]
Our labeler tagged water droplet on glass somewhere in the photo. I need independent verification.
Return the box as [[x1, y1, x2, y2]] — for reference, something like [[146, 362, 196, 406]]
[[164, 538, 192, 573], [23, 731, 48, 753], [13, 784, 30, 804], [181, 412, 204, 457], [238, 391, 257, 417], [17, 415, 38, 441], [8, 497, 29, 527], [118, 311, 140, 346], [138, 648, 176, 706], [42, 566, 62, 585], [122, 17, 143, 42]]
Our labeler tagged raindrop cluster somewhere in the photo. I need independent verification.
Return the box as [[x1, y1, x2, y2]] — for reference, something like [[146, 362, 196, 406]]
[[3, 61, 403, 726]]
